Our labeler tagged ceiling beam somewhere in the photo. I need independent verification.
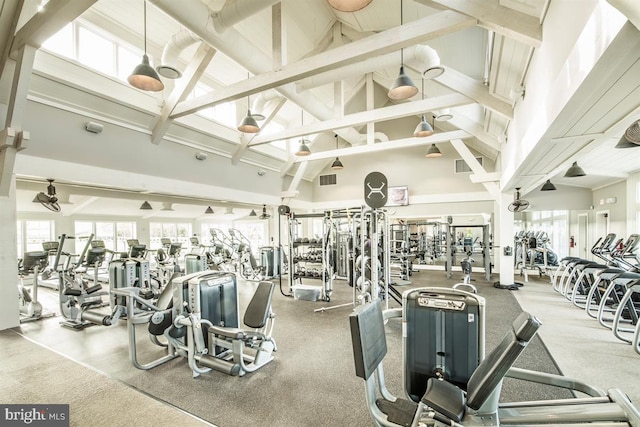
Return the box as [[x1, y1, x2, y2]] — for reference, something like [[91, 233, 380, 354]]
[[450, 138, 499, 199], [11, 0, 97, 58], [0, 0, 23, 79], [434, 66, 514, 120], [251, 93, 473, 146], [170, 10, 476, 118], [151, 43, 216, 145], [62, 196, 98, 217], [415, 0, 542, 48], [294, 130, 471, 163]]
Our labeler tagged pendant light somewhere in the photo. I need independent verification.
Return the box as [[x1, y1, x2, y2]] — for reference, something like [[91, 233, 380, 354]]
[[424, 144, 442, 158], [327, 0, 372, 12], [128, 1, 164, 92], [204, 206, 214, 214], [249, 209, 257, 217], [139, 201, 152, 210], [331, 134, 344, 170], [414, 79, 434, 137], [237, 73, 260, 133], [564, 161, 586, 177], [615, 120, 640, 148], [295, 110, 311, 156], [540, 180, 557, 191], [388, 0, 418, 100]]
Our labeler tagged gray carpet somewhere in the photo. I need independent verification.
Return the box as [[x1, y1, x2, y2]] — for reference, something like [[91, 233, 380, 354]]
[[0, 329, 213, 427], [13, 269, 570, 427]]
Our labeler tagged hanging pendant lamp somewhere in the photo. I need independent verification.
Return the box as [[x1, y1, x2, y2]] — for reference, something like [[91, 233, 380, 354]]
[[424, 144, 442, 158], [564, 161, 586, 177], [414, 79, 434, 137], [331, 134, 344, 169], [295, 110, 311, 156], [128, 1, 164, 92], [388, 0, 417, 100], [204, 206, 214, 214], [139, 201, 153, 210], [540, 180, 557, 191], [238, 73, 260, 133], [615, 120, 640, 148]]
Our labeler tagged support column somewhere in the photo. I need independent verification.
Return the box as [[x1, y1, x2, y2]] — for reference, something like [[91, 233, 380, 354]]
[[494, 192, 515, 286], [0, 174, 19, 330]]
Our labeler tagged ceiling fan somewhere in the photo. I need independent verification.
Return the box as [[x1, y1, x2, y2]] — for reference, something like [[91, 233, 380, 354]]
[[508, 188, 530, 213], [259, 204, 271, 220], [33, 179, 61, 212]]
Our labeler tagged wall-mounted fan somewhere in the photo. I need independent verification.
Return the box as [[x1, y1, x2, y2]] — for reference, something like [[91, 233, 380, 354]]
[[34, 179, 61, 212], [259, 204, 271, 220], [508, 187, 530, 212]]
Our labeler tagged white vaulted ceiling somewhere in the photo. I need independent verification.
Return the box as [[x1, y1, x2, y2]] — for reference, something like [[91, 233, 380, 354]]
[[2, 0, 640, 217]]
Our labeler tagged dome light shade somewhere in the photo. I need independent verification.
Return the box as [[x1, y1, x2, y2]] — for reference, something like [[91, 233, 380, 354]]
[[327, 0, 372, 12], [564, 161, 586, 177], [424, 144, 442, 158], [295, 139, 311, 156], [249, 209, 257, 216], [540, 180, 557, 191], [129, 54, 164, 92], [331, 157, 344, 170], [238, 109, 260, 133], [414, 115, 434, 137], [139, 201, 152, 210], [205, 206, 214, 214], [388, 66, 418, 100]]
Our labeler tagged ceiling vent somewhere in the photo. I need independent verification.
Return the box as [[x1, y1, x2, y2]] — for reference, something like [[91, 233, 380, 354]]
[[319, 174, 337, 186], [454, 157, 483, 174]]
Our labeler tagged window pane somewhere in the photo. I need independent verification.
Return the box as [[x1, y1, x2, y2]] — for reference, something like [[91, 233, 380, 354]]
[[116, 222, 136, 252], [74, 221, 94, 254], [95, 222, 115, 250], [42, 23, 74, 58], [149, 223, 163, 250], [78, 26, 115, 75], [25, 220, 54, 252], [117, 45, 142, 82]]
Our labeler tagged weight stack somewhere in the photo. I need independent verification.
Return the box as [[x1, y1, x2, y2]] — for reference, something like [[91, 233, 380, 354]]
[[402, 287, 485, 402]]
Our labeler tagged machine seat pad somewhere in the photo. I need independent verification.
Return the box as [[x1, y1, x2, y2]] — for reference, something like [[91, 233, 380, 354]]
[[208, 326, 246, 340], [375, 397, 418, 427], [244, 282, 275, 329], [421, 378, 465, 423], [64, 288, 82, 297], [85, 284, 103, 294]]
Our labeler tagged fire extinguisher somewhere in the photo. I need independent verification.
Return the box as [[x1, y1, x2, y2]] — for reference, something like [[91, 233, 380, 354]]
[[569, 236, 575, 248]]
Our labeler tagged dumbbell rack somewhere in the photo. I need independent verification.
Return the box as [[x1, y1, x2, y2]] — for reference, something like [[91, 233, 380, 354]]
[[288, 213, 332, 302]]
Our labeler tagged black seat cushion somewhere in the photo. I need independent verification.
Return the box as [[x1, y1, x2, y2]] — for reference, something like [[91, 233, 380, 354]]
[[375, 397, 419, 427], [421, 378, 465, 422]]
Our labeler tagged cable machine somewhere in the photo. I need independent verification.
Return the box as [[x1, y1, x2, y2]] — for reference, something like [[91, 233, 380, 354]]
[[446, 224, 492, 281]]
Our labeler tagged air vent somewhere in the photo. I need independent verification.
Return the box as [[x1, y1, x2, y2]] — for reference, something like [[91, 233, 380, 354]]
[[319, 174, 337, 186], [455, 157, 483, 174]]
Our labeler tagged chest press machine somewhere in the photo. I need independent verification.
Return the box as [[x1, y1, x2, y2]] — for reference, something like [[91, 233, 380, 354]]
[[112, 270, 277, 377], [350, 291, 640, 426]]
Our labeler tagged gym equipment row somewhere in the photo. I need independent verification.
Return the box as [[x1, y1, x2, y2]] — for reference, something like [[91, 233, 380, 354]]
[[112, 270, 277, 377], [350, 287, 640, 426], [551, 233, 640, 354], [514, 230, 559, 281]]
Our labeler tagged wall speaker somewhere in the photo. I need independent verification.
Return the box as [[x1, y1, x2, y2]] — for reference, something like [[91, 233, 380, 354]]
[[85, 122, 103, 134]]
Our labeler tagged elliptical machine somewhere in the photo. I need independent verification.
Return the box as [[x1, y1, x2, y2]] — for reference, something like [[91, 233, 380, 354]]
[[56, 233, 122, 330], [18, 251, 55, 323]]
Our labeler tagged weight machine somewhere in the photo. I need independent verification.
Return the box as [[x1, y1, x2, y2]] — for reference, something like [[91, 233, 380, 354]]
[[17, 251, 56, 323], [447, 224, 492, 281]]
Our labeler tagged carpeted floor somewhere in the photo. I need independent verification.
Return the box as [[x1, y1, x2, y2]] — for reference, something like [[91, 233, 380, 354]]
[[0, 329, 213, 427], [8, 269, 573, 427]]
